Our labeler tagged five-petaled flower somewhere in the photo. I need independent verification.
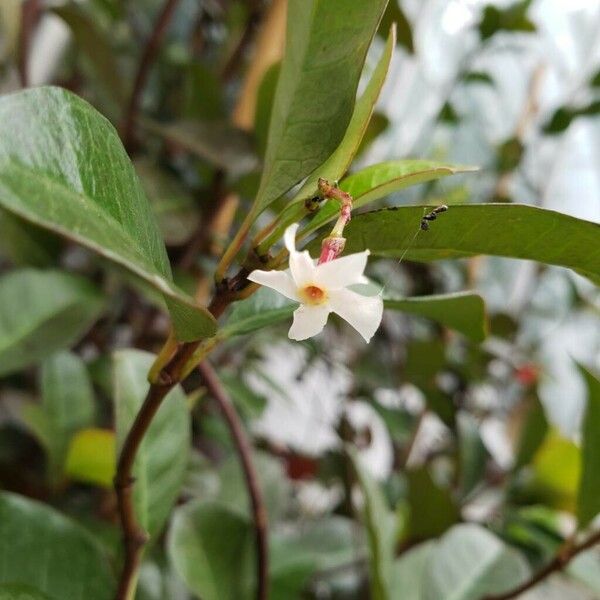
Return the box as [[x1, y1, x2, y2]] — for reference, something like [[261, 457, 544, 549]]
[[248, 224, 383, 342]]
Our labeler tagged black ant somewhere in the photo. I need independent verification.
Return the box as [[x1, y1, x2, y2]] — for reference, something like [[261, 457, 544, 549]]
[[420, 205, 448, 231]]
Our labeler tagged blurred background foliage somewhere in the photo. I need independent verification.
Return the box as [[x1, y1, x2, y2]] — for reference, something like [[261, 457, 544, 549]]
[[0, 0, 600, 599]]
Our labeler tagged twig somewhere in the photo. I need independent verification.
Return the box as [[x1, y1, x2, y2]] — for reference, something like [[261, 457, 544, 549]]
[[18, 0, 41, 87], [197, 361, 269, 600], [114, 290, 237, 600], [121, 0, 181, 149], [485, 530, 600, 600]]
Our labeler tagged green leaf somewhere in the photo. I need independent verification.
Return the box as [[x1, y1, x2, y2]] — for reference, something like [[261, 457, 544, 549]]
[[0, 492, 115, 599], [53, 4, 125, 103], [290, 25, 396, 205], [389, 541, 434, 600], [140, 119, 258, 177], [222, 287, 296, 337], [385, 292, 488, 342], [254, 64, 281, 158], [337, 204, 600, 283], [457, 414, 489, 497], [114, 350, 190, 538], [0, 269, 104, 377], [253, 0, 389, 214], [134, 159, 200, 246], [576, 365, 600, 529], [543, 101, 600, 135], [351, 449, 396, 600], [407, 468, 460, 541], [423, 524, 530, 600], [303, 161, 476, 237], [215, 452, 290, 522], [0, 585, 53, 600], [167, 500, 254, 600], [29, 351, 96, 484], [0, 210, 60, 267], [65, 428, 115, 488], [0, 87, 216, 341], [513, 393, 549, 471]]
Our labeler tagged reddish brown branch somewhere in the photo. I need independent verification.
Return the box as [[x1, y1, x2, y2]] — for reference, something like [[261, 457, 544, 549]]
[[197, 361, 269, 600], [121, 0, 181, 149], [485, 529, 600, 600], [114, 292, 238, 599]]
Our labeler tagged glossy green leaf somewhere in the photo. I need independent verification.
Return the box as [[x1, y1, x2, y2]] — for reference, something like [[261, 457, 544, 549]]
[[114, 350, 190, 538], [23, 351, 96, 485], [303, 161, 476, 236], [337, 204, 600, 283], [389, 541, 434, 600], [65, 428, 115, 488], [385, 292, 488, 342], [407, 468, 460, 541], [0, 87, 216, 341], [351, 449, 395, 600], [253, 0, 389, 214], [423, 524, 530, 600], [0, 492, 115, 599], [167, 500, 254, 600], [576, 365, 600, 529], [0, 585, 53, 600], [290, 25, 396, 205], [0, 269, 104, 377]]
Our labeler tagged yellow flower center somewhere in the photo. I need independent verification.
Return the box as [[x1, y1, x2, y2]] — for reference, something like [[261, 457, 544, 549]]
[[300, 284, 328, 305]]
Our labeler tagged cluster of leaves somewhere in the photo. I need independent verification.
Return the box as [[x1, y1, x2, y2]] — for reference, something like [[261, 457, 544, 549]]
[[0, 1, 599, 600]]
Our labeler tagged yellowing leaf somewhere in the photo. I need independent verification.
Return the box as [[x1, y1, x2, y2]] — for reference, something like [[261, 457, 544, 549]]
[[65, 428, 116, 488]]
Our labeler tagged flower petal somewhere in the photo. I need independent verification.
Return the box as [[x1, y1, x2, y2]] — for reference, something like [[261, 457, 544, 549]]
[[289, 250, 316, 287], [314, 251, 370, 289], [284, 223, 300, 254], [328, 288, 383, 342], [288, 304, 330, 341], [247, 269, 299, 301]]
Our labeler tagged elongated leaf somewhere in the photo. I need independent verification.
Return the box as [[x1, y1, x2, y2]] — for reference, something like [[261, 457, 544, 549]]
[[25, 351, 96, 484], [290, 25, 396, 204], [0, 269, 104, 376], [385, 292, 487, 342], [0, 492, 115, 599], [140, 119, 258, 177], [576, 365, 600, 529], [335, 204, 600, 282], [114, 350, 190, 538], [0, 87, 216, 341], [304, 160, 476, 236], [167, 500, 254, 600], [253, 0, 389, 214], [351, 449, 396, 600], [423, 524, 530, 600]]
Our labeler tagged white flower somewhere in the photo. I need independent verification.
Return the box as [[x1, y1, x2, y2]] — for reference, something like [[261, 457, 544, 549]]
[[247, 223, 383, 342]]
